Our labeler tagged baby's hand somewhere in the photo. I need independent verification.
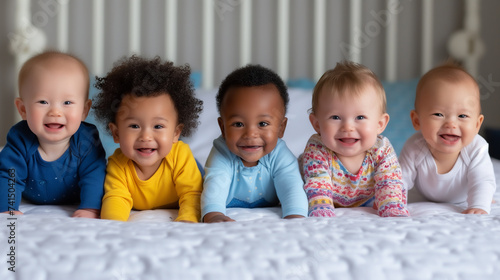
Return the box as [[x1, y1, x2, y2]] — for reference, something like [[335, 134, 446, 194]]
[[203, 212, 235, 223], [72, 208, 100, 219], [462, 208, 487, 215], [284, 214, 305, 219], [2, 211, 23, 215]]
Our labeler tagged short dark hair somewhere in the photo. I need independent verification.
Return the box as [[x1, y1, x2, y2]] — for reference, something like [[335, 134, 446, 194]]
[[92, 55, 203, 137], [216, 64, 289, 114]]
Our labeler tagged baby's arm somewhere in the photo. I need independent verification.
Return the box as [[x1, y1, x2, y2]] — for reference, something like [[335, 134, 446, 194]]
[[172, 143, 203, 223], [374, 140, 409, 217], [0, 125, 30, 213], [76, 125, 107, 214], [272, 141, 308, 218], [464, 142, 496, 214], [301, 139, 336, 217], [201, 138, 235, 222], [100, 158, 134, 221]]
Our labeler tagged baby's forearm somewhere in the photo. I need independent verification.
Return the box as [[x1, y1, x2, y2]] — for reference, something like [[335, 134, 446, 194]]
[[305, 181, 336, 217]]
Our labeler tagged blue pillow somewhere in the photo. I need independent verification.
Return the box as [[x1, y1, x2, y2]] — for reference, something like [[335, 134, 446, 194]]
[[86, 79, 119, 159], [382, 79, 418, 155]]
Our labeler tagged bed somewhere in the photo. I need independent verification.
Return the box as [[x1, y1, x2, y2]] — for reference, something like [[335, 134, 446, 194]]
[[3, 1, 499, 279]]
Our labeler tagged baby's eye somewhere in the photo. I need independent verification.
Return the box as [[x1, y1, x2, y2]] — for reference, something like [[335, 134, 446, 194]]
[[258, 122, 269, 127], [37, 100, 48, 105], [458, 114, 468, 119], [129, 124, 139, 129], [154, 125, 164, 129], [330, 115, 340, 120], [63, 101, 73, 105], [356, 115, 366, 120], [432, 113, 444, 117], [232, 122, 244, 128]]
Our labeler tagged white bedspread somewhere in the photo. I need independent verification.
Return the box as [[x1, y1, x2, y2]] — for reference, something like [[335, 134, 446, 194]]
[[0, 158, 498, 280]]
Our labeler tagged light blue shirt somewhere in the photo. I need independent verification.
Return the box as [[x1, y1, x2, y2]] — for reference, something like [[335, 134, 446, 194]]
[[201, 136, 308, 218]]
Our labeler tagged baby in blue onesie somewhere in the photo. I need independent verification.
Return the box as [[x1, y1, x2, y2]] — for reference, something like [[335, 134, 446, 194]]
[[0, 51, 106, 218], [201, 65, 308, 223]]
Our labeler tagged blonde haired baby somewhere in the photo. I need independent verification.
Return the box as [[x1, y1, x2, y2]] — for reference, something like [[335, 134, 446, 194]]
[[301, 61, 409, 217]]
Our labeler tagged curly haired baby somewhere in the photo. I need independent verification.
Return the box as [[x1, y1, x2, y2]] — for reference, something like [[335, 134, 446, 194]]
[[93, 55, 203, 222]]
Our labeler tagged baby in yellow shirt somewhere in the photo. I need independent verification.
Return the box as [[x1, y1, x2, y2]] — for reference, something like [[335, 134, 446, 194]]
[[92, 56, 204, 222]]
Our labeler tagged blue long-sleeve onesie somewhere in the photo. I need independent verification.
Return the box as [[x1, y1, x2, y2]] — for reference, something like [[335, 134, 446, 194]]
[[0, 121, 106, 212], [201, 136, 308, 218]]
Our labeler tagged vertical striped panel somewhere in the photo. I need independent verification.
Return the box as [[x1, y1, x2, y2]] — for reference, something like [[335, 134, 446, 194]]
[[464, 0, 482, 77], [165, 0, 178, 62], [313, 0, 326, 81], [202, 0, 214, 89], [129, 0, 141, 54], [240, 0, 252, 66], [13, 0, 32, 123], [349, 0, 362, 63], [57, 0, 69, 52], [421, 0, 433, 75], [277, 0, 289, 81], [386, 0, 398, 82], [92, 0, 104, 75]]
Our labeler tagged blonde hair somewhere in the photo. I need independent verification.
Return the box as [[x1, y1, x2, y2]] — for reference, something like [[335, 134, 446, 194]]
[[415, 62, 480, 111], [311, 61, 386, 114], [18, 50, 90, 98]]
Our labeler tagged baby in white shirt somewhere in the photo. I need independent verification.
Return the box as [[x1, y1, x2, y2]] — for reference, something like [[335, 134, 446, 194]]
[[399, 63, 496, 214]]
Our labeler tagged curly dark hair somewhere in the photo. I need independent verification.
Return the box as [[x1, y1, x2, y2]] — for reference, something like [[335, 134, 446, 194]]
[[216, 64, 289, 114], [92, 55, 203, 137]]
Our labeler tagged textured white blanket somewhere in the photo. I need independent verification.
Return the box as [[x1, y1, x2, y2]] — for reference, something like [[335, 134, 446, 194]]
[[1, 158, 499, 280]]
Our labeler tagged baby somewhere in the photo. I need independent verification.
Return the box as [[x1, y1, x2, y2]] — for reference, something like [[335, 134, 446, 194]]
[[93, 55, 203, 222], [301, 61, 409, 217], [201, 64, 308, 223], [399, 63, 496, 214], [0, 51, 106, 218]]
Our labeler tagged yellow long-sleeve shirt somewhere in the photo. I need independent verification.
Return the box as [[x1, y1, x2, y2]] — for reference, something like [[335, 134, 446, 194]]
[[101, 141, 202, 222]]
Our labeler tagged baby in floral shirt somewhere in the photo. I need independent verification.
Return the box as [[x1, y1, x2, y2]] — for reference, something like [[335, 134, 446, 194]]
[[300, 61, 409, 217]]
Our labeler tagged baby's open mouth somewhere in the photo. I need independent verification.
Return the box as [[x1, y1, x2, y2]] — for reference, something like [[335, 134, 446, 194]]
[[45, 123, 64, 129], [137, 148, 156, 153], [339, 138, 359, 144], [440, 134, 460, 142]]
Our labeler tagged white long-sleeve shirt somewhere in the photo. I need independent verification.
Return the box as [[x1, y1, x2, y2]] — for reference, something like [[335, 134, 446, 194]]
[[399, 132, 496, 213]]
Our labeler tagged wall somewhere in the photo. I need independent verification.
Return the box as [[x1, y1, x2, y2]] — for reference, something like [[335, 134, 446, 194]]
[[0, 0, 499, 147]]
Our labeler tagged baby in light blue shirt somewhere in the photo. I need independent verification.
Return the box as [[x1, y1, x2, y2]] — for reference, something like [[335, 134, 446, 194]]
[[201, 65, 308, 223]]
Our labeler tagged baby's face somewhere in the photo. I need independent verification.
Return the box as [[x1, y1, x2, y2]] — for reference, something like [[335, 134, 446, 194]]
[[309, 85, 388, 163], [218, 84, 287, 167], [110, 94, 182, 175], [17, 61, 90, 146], [412, 79, 483, 158]]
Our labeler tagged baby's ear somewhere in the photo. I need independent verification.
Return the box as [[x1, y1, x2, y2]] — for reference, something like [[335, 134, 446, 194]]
[[377, 113, 390, 134], [173, 124, 184, 143], [410, 110, 420, 130], [475, 114, 484, 132], [82, 99, 92, 120], [217, 117, 225, 139], [109, 123, 120, 143], [15, 98, 27, 120], [309, 113, 321, 135], [278, 117, 288, 138]]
